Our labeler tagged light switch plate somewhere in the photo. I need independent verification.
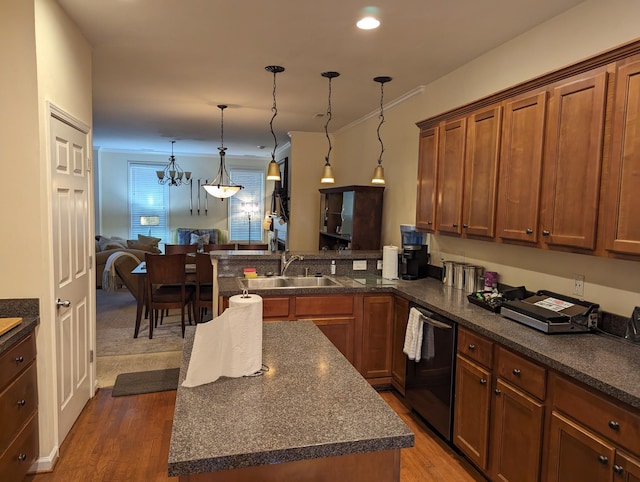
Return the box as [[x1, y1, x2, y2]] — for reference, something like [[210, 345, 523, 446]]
[[353, 260, 367, 271], [377, 260, 383, 270]]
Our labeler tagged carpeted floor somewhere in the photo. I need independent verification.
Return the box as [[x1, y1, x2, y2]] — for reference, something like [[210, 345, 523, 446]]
[[96, 288, 185, 388]]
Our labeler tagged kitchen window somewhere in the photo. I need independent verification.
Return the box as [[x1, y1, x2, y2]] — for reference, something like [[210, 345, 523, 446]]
[[128, 162, 170, 242]]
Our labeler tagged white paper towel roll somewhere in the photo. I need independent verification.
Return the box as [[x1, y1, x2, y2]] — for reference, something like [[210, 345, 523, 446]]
[[182, 294, 263, 387], [382, 245, 399, 280]]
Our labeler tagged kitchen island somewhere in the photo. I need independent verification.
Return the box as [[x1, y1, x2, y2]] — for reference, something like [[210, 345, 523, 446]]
[[168, 320, 414, 481]]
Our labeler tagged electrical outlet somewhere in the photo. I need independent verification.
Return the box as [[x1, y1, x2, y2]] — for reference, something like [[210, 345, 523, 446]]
[[377, 260, 383, 270], [573, 274, 585, 296], [353, 260, 367, 271]]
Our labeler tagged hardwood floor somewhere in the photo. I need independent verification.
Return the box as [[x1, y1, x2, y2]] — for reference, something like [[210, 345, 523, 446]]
[[26, 389, 484, 482]]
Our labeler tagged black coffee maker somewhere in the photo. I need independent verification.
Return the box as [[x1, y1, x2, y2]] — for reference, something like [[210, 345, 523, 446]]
[[400, 244, 429, 280]]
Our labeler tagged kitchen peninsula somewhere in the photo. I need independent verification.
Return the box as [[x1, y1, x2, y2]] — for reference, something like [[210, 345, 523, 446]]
[[168, 321, 414, 481]]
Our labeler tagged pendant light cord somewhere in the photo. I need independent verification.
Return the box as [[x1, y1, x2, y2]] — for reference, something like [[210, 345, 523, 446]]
[[269, 70, 279, 162], [324, 76, 334, 165], [376, 81, 385, 166]]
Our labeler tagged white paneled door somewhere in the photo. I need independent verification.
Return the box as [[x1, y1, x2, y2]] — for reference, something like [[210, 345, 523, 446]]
[[50, 112, 92, 444]]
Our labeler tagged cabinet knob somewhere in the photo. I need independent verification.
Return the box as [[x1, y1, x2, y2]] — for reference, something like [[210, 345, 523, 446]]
[[468, 344, 476, 350], [427, 221, 433, 226], [17, 399, 26, 407], [512, 368, 521, 376], [15, 356, 24, 363], [18, 453, 27, 462], [494, 388, 501, 395], [526, 228, 533, 234], [608, 420, 620, 431], [598, 455, 609, 465], [613, 465, 624, 475], [542, 230, 550, 236], [453, 223, 458, 228], [463, 224, 469, 229], [479, 378, 487, 385]]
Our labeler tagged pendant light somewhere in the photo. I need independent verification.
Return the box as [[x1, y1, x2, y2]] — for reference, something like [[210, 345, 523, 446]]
[[320, 71, 340, 184], [156, 141, 191, 186], [371, 76, 392, 185], [202, 105, 244, 199], [265, 65, 284, 181]]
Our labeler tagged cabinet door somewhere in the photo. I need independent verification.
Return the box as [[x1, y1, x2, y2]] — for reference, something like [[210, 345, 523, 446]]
[[615, 451, 640, 482], [605, 59, 640, 255], [437, 119, 466, 235], [463, 105, 502, 238], [416, 126, 439, 231], [361, 295, 394, 380], [546, 411, 615, 482], [497, 91, 547, 243], [541, 70, 608, 250], [453, 355, 492, 471], [490, 379, 544, 482], [391, 296, 409, 394], [313, 317, 355, 364]]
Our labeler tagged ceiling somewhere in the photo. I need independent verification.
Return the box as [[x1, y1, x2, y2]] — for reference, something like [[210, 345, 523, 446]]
[[56, 0, 586, 158]]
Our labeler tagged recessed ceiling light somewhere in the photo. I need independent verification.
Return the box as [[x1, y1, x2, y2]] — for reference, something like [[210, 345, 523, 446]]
[[357, 16, 380, 30]]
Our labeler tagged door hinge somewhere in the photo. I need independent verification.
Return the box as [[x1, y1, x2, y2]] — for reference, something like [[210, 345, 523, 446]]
[[89, 350, 94, 363], [89, 255, 93, 268], [87, 157, 92, 171]]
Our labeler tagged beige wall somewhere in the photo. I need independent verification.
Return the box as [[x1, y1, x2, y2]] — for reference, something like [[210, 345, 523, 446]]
[[96, 149, 272, 243], [289, 0, 640, 316], [1, 0, 93, 468]]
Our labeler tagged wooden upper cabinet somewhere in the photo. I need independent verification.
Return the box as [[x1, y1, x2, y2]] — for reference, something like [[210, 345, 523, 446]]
[[416, 126, 439, 231], [605, 59, 640, 255], [497, 91, 547, 243], [463, 105, 502, 238], [437, 118, 466, 235], [541, 70, 608, 250]]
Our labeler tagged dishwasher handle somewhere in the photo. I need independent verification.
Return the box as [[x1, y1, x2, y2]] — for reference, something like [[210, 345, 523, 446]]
[[411, 306, 454, 330]]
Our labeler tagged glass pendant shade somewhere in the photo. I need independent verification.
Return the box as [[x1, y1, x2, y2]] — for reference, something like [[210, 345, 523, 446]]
[[266, 160, 281, 180], [321, 163, 335, 183], [371, 165, 385, 184], [203, 104, 243, 199]]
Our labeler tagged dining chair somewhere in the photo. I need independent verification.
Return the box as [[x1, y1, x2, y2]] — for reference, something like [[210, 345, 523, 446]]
[[237, 243, 268, 250], [202, 243, 237, 252], [145, 253, 194, 338], [113, 255, 150, 338], [194, 252, 214, 323], [165, 244, 198, 255]]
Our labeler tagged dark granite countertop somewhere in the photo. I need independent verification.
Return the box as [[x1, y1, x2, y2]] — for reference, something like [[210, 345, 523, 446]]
[[0, 299, 39, 355], [168, 320, 414, 477], [218, 276, 640, 410]]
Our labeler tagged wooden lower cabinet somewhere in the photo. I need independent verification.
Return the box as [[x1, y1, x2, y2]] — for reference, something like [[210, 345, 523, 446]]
[[615, 452, 640, 482], [360, 295, 394, 386], [453, 354, 492, 471], [546, 411, 615, 482], [490, 379, 544, 482], [390, 296, 409, 394]]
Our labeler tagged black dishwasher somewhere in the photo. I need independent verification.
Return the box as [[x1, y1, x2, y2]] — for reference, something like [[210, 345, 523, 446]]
[[404, 304, 457, 442]]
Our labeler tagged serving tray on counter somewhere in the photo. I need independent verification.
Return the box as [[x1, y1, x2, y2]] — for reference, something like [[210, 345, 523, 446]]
[[0, 317, 23, 336]]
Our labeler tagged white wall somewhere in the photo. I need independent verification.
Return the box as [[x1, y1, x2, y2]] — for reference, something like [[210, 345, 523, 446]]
[[1, 0, 93, 468], [96, 149, 272, 243], [289, 0, 640, 317]]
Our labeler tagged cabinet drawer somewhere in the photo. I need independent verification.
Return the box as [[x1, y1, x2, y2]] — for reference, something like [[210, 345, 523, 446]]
[[0, 334, 36, 389], [496, 346, 546, 400], [550, 373, 640, 455], [457, 327, 493, 368], [294, 295, 354, 317], [0, 363, 38, 450], [0, 412, 38, 481], [262, 297, 291, 320]]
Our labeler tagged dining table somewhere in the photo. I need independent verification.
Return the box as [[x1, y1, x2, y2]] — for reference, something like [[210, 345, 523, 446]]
[[131, 259, 210, 338]]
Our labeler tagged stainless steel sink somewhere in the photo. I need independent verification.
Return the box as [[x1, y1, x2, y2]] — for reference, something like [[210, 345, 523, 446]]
[[237, 276, 341, 290]]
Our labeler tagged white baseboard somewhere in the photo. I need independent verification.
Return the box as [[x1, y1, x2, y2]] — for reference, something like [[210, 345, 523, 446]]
[[31, 445, 58, 473]]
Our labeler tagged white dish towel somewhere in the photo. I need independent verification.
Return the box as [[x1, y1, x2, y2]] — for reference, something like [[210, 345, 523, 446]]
[[403, 307, 424, 362]]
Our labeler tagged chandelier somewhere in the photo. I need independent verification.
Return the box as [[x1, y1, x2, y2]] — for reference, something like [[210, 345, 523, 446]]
[[265, 65, 284, 181], [156, 141, 191, 186], [202, 105, 244, 199], [371, 76, 392, 185], [320, 71, 340, 183]]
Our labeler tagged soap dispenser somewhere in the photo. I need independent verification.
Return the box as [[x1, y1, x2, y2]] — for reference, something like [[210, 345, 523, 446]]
[[330, 260, 336, 275]]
